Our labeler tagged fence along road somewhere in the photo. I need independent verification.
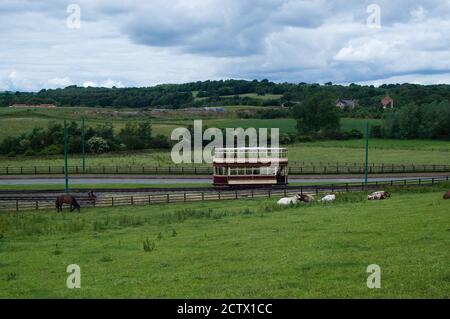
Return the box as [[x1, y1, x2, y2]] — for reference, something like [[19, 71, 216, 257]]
[[0, 163, 450, 175], [0, 176, 448, 212]]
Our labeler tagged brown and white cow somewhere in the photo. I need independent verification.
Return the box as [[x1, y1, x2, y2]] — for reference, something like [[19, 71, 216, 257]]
[[443, 190, 450, 200], [368, 191, 391, 200]]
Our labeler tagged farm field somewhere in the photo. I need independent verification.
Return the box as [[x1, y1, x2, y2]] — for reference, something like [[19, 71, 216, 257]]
[[0, 187, 449, 298], [0, 139, 449, 168], [0, 107, 182, 139], [202, 118, 381, 134], [0, 105, 378, 139]]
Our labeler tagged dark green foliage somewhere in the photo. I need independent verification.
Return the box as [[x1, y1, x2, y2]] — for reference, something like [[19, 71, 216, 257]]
[[0, 120, 170, 155], [293, 93, 340, 134], [382, 100, 450, 139], [143, 238, 155, 252]]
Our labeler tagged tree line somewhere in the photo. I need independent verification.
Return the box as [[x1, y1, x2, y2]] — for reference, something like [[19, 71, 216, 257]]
[[0, 121, 171, 157], [292, 93, 450, 141], [2, 80, 450, 113]]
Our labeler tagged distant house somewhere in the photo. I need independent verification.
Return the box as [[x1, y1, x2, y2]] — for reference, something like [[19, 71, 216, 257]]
[[335, 99, 358, 110], [9, 104, 56, 108], [381, 95, 394, 108]]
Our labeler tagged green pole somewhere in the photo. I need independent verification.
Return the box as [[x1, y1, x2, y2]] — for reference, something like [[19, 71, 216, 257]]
[[64, 120, 69, 193], [364, 120, 369, 189], [81, 117, 85, 173]]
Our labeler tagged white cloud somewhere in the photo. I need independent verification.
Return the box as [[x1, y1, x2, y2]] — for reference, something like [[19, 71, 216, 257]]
[[1, 0, 450, 91]]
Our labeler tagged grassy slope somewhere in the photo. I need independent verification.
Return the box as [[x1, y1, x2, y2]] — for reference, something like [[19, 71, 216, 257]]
[[0, 189, 449, 298]]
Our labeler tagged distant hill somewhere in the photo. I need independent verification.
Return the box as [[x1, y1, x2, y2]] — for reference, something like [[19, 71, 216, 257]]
[[1, 80, 450, 110]]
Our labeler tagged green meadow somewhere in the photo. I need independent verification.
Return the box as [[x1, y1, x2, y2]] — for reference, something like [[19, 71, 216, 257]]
[[0, 138, 448, 168], [0, 106, 449, 167], [0, 186, 449, 298]]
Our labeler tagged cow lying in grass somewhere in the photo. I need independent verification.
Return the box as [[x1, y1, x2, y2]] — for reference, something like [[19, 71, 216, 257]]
[[320, 194, 336, 202], [277, 193, 314, 205], [443, 190, 450, 200], [368, 191, 391, 200]]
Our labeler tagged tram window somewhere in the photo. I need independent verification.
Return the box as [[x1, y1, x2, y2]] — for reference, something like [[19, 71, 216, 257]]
[[229, 168, 237, 175], [253, 168, 260, 175], [215, 167, 225, 175], [246, 167, 253, 175], [238, 168, 246, 175]]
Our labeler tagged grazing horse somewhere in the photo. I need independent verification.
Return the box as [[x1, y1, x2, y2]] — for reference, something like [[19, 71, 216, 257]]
[[55, 195, 80, 212], [443, 190, 450, 200]]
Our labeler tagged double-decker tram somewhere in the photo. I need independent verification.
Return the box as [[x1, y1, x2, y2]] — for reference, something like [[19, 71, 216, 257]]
[[212, 147, 288, 187]]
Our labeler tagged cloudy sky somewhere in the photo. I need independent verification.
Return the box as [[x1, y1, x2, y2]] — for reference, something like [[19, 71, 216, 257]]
[[1, 0, 450, 91]]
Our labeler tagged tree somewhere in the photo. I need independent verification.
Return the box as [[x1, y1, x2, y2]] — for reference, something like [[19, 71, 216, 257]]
[[293, 93, 340, 134], [87, 136, 109, 154]]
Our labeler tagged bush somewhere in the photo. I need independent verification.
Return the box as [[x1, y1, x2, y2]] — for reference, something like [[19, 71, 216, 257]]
[[24, 149, 36, 156], [7, 151, 16, 157], [143, 238, 155, 252], [370, 125, 383, 138], [41, 144, 62, 155]]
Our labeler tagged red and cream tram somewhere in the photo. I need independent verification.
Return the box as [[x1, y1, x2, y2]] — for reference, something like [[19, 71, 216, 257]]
[[212, 147, 288, 187]]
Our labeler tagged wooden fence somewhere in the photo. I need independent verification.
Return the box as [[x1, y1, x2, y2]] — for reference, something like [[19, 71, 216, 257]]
[[0, 164, 449, 175], [1, 176, 448, 212]]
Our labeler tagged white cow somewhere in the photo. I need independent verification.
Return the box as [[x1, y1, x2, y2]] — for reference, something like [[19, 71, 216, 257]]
[[320, 194, 336, 202], [277, 195, 300, 205], [277, 193, 315, 205]]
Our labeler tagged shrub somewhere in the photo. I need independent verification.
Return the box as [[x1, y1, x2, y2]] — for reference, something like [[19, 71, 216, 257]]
[[143, 238, 155, 252], [6, 151, 16, 157], [24, 149, 36, 156], [41, 144, 62, 155]]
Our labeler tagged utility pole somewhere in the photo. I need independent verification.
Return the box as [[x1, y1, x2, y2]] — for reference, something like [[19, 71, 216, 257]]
[[364, 119, 369, 190], [81, 117, 85, 173], [64, 120, 69, 193]]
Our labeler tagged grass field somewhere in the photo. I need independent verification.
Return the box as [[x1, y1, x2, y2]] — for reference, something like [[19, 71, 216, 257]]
[[0, 138, 448, 167], [0, 186, 449, 298], [1, 106, 449, 167], [0, 106, 378, 139], [203, 118, 381, 134]]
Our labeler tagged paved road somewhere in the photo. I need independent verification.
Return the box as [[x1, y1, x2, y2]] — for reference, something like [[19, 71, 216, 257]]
[[0, 176, 443, 185]]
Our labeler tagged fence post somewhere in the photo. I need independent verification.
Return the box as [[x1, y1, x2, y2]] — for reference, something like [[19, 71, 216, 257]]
[[268, 189, 271, 198], [16, 199, 18, 211], [167, 194, 169, 203], [202, 192, 204, 201], [346, 183, 349, 192], [112, 197, 114, 206], [184, 192, 186, 202], [148, 195, 151, 204], [34, 166, 37, 175], [131, 196, 134, 205], [35, 201, 38, 210], [235, 191, 238, 199]]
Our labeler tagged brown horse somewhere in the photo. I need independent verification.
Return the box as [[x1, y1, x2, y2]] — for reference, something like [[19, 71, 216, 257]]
[[55, 195, 80, 212], [443, 190, 450, 200]]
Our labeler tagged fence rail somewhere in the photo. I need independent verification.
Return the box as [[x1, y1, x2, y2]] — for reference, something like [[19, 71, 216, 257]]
[[0, 164, 449, 176], [1, 176, 448, 212]]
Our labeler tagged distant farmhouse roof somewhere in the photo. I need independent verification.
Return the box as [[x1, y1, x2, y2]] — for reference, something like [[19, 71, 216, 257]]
[[381, 95, 394, 108], [9, 104, 56, 108], [335, 99, 358, 109]]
